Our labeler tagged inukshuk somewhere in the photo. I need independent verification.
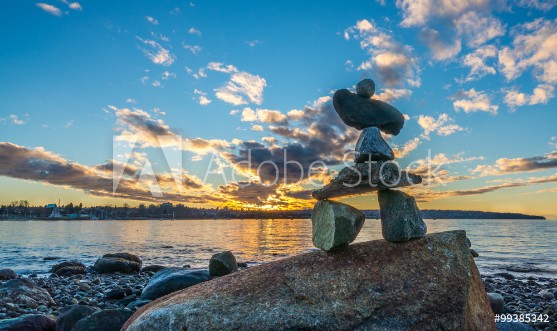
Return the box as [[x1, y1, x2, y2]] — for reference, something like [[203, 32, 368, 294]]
[[311, 79, 426, 251]]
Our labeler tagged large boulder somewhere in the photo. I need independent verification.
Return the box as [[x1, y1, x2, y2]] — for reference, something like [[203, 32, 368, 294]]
[[378, 189, 427, 242], [93, 253, 141, 274], [0, 278, 54, 307], [311, 200, 365, 251], [50, 261, 86, 277], [487, 293, 504, 314], [0, 269, 17, 281], [123, 230, 496, 331], [141, 268, 211, 301], [333, 88, 405, 135], [209, 251, 238, 277], [312, 162, 422, 200], [0, 314, 56, 331], [55, 305, 99, 331], [71, 309, 133, 331]]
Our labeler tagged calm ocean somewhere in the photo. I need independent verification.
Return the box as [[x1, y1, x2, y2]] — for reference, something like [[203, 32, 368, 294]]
[[1, 218, 555, 277]]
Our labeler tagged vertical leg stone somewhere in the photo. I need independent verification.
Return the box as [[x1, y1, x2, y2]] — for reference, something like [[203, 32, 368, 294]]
[[378, 189, 427, 242], [312, 200, 365, 251]]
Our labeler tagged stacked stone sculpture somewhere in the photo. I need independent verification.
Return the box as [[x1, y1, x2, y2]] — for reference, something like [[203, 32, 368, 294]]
[[311, 79, 426, 251]]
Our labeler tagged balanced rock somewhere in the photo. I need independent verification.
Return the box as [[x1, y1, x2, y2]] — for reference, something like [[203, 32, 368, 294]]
[[0, 278, 54, 307], [0, 314, 56, 331], [123, 231, 495, 331], [311, 200, 365, 251], [55, 305, 100, 331], [209, 251, 238, 277], [93, 253, 141, 274], [312, 162, 422, 200], [141, 268, 211, 300], [0, 269, 17, 281], [333, 89, 405, 135], [71, 309, 133, 331], [355, 127, 394, 162], [356, 78, 375, 98], [378, 189, 427, 242]]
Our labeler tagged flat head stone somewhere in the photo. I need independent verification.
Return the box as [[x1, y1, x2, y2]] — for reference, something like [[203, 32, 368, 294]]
[[378, 189, 427, 242], [355, 127, 394, 162], [311, 200, 365, 251], [333, 89, 405, 135]]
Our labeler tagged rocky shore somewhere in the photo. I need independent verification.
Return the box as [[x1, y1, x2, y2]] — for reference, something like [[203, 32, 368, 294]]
[[0, 250, 556, 330]]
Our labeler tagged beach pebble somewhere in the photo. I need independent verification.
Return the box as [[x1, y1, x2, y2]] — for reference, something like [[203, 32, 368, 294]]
[[487, 293, 504, 314], [378, 189, 427, 242], [93, 253, 142, 274], [71, 309, 133, 331], [354, 127, 394, 162], [0, 269, 17, 281], [311, 200, 365, 251], [141, 265, 166, 273], [496, 322, 535, 331], [126, 299, 151, 311], [540, 290, 554, 300], [356, 79, 375, 98], [0, 314, 56, 331], [209, 251, 238, 277], [0, 278, 54, 307], [141, 268, 211, 301], [56, 305, 100, 331]]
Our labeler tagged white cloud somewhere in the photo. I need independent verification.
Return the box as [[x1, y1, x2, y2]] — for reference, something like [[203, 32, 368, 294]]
[[393, 137, 421, 158], [453, 89, 498, 114], [396, 0, 489, 27], [152, 80, 161, 87], [344, 19, 420, 87], [246, 40, 262, 47], [126, 98, 137, 104], [241, 108, 287, 124], [161, 71, 176, 80], [183, 44, 202, 55], [504, 84, 555, 108], [64, 120, 74, 128], [206, 62, 239, 74], [517, 0, 557, 11], [419, 28, 462, 61], [251, 125, 264, 131], [36, 3, 62, 16], [462, 45, 497, 81], [418, 113, 465, 139], [193, 89, 212, 106], [374, 88, 413, 102], [146, 16, 158, 25], [455, 11, 505, 48], [188, 27, 201, 36], [8, 115, 25, 125], [215, 72, 267, 105], [498, 18, 557, 84], [136, 37, 176, 66], [68, 2, 81, 10]]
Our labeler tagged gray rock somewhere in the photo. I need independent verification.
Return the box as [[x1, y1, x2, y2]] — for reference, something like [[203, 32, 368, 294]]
[[496, 322, 535, 331], [356, 79, 375, 98], [140, 265, 166, 273], [312, 162, 422, 200], [55, 305, 99, 331], [71, 309, 133, 331], [126, 300, 151, 311], [93, 253, 141, 274], [122, 231, 496, 331], [487, 293, 505, 314], [141, 268, 211, 300], [311, 200, 365, 251], [539, 290, 554, 300], [209, 251, 238, 277], [0, 314, 56, 331], [354, 127, 394, 162], [0, 278, 54, 307], [333, 89, 405, 135], [378, 189, 427, 242], [50, 261, 85, 277], [470, 248, 480, 257], [0, 269, 17, 281], [104, 287, 132, 300]]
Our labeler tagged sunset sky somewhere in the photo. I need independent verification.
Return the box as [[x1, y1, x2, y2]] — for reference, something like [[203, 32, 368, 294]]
[[1, 1, 556, 218]]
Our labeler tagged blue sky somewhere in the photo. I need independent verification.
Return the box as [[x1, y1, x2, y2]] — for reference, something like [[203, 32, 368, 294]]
[[1, 0, 556, 218]]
